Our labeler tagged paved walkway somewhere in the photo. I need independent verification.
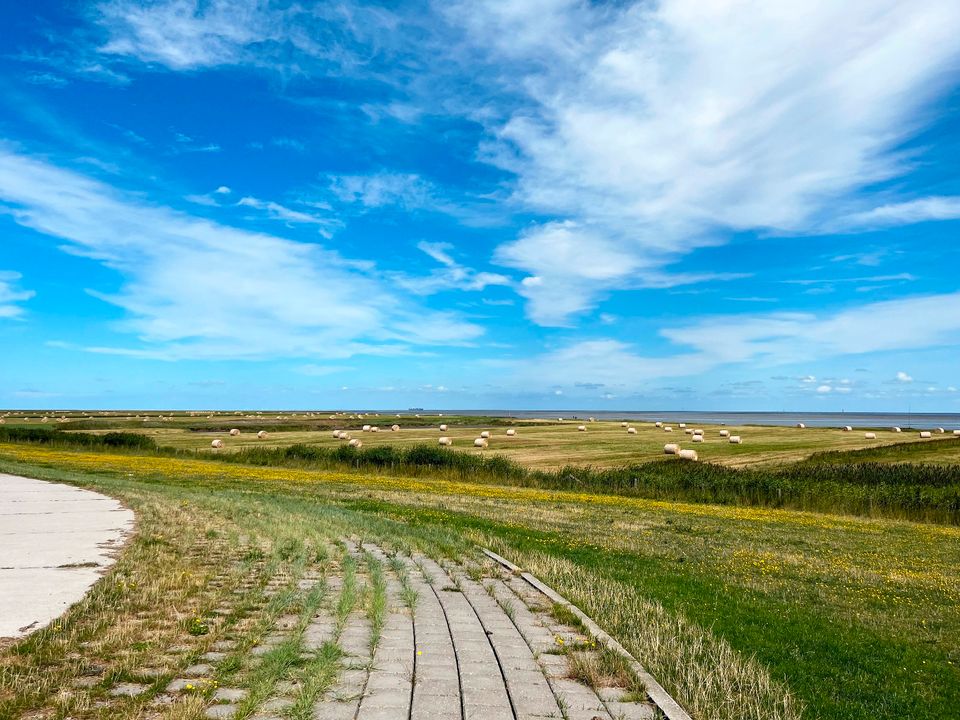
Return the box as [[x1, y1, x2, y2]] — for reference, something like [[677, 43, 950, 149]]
[[308, 542, 657, 720], [0, 473, 134, 639]]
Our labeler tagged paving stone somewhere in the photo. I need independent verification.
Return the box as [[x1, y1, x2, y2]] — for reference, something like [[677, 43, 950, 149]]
[[261, 696, 294, 711], [312, 701, 361, 720], [604, 700, 657, 719], [203, 705, 237, 719], [213, 687, 248, 702], [109, 682, 147, 697], [201, 651, 228, 662], [184, 663, 214, 677]]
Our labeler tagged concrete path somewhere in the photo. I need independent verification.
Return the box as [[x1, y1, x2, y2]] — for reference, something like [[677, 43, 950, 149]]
[[307, 542, 658, 720], [0, 473, 134, 639]]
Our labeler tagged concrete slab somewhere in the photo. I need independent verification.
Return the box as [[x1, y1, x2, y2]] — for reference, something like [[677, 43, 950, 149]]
[[0, 474, 134, 639]]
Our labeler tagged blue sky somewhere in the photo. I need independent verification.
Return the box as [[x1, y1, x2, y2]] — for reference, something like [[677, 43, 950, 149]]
[[1, 0, 960, 411]]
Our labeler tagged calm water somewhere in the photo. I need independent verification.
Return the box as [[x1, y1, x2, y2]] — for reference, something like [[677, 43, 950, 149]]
[[405, 410, 960, 430]]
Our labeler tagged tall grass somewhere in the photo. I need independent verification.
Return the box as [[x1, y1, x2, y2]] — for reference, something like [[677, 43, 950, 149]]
[[0, 426, 158, 450]]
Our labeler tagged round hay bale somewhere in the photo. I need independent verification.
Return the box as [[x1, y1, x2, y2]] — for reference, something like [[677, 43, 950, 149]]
[[920, 431, 932, 438], [684, 428, 694, 435], [663, 426, 673, 432], [952, 429, 960, 436], [663, 443, 680, 455], [362, 424, 371, 432], [440, 424, 448, 431], [332, 429, 342, 438], [936, 427, 945, 434], [678, 449, 698, 461], [211, 439, 224, 449], [678, 423, 686, 428], [796, 423, 806, 429], [348, 438, 362, 448], [474, 438, 488, 448], [391, 424, 400, 431], [578, 425, 587, 431], [693, 429, 704, 436], [654, 421, 663, 428], [892, 426, 901, 432], [506, 428, 516, 436], [438, 437, 453, 446], [229, 428, 240, 436], [480, 431, 490, 438], [621, 422, 629, 428], [257, 430, 268, 439], [864, 432, 876, 439], [842, 425, 852, 432], [370, 426, 380, 432], [692, 435, 703, 443], [627, 427, 637, 434], [729, 435, 742, 444]]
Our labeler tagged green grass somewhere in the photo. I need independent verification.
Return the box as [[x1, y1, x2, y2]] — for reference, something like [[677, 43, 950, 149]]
[[5, 426, 959, 521], [1, 433, 959, 720]]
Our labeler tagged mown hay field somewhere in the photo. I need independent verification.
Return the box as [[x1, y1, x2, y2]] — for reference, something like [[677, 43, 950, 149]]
[[58, 416, 958, 469]]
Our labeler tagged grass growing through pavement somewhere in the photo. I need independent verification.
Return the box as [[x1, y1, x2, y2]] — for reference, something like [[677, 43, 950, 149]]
[[365, 553, 388, 653], [1, 440, 958, 720]]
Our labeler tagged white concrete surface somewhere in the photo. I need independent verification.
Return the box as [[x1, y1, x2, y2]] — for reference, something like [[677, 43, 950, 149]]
[[0, 473, 134, 639]]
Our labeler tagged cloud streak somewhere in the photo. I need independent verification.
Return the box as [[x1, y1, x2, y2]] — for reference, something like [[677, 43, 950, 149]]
[[0, 147, 482, 360], [0, 271, 35, 319], [450, 0, 960, 322]]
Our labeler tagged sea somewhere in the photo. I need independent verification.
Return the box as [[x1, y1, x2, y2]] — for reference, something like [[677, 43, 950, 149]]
[[406, 410, 960, 431]]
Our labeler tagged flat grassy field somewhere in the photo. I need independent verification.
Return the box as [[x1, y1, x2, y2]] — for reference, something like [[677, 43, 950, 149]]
[[1, 433, 958, 720], [23, 411, 955, 469]]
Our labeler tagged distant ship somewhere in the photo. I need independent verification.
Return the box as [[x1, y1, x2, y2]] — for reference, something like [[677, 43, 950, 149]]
[[408, 407, 424, 411]]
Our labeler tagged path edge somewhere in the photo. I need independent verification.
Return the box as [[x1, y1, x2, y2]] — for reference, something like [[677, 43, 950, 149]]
[[482, 547, 694, 720]]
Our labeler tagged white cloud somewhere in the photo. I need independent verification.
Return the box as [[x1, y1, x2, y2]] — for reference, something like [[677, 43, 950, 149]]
[[215, 186, 231, 195], [328, 173, 437, 211], [834, 196, 960, 231], [390, 241, 510, 295], [495, 220, 741, 325], [446, 0, 960, 323], [896, 371, 913, 383], [96, 0, 291, 70], [505, 293, 960, 389], [0, 147, 482, 360], [816, 385, 832, 394], [236, 196, 338, 233], [0, 271, 35, 319]]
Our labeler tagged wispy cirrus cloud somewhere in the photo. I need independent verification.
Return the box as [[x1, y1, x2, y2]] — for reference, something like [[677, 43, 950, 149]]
[[0, 271, 35, 319], [390, 241, 511, 296], [0, 146, 482, 360], [831, 196, 960, 231], [446, 0, 960, 323]]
